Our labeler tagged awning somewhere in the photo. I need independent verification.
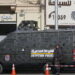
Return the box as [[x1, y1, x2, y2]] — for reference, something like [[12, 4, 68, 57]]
[[0, 21, 16, 24]]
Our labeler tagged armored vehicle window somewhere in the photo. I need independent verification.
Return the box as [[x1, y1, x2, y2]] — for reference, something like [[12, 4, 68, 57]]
[[18, 20, 38, 31]]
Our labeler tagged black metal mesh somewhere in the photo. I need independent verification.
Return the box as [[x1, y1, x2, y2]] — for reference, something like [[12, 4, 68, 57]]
[[0, 30, 74, 64]]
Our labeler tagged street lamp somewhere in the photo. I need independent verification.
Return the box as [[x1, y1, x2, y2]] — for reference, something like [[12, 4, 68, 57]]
[[55, 0, 58, 30]]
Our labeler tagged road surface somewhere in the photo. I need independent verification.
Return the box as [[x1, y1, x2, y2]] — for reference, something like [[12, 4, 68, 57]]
[[0, 74, 75, 75]]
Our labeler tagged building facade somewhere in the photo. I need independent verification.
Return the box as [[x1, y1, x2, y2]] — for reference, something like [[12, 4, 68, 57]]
[[0, 0, 45, 35], [0, 0, 75, 35]]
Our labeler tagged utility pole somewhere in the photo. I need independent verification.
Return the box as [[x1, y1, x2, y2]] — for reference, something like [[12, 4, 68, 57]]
[[55, 0, 58, 30]]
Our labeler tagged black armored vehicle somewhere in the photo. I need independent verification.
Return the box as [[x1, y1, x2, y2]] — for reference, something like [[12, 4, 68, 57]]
[[0, 21, 75, 73]]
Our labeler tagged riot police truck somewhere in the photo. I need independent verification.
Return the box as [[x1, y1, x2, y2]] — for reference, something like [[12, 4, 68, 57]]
[[0, 21, 74, 73]]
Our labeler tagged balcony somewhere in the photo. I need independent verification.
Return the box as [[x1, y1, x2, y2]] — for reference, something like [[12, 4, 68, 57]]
[[16, 0, 40, 7], [0, 0, 16, 6]]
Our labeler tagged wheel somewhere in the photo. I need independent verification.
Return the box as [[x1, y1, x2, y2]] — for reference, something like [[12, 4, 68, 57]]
[[0, 64, 3, 73], [51, 66, 57, 74]]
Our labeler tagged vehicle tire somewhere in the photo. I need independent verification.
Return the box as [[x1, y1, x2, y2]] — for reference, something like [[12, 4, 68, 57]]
[[51, 66, 57, 74], [0, 64, 3, 73]]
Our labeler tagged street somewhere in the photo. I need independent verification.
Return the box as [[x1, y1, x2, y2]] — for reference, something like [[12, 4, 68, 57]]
[[1, 74, 75, 75]]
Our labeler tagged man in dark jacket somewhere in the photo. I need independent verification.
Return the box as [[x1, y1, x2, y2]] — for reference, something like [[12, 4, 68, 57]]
[[53, 44, 64, 75]]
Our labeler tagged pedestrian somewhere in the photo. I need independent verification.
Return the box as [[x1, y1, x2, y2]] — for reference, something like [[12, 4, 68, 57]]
[[53, 44, 64, 75]]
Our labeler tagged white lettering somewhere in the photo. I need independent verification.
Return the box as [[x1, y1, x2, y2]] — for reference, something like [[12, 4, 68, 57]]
[[31, 49, 54, 58]]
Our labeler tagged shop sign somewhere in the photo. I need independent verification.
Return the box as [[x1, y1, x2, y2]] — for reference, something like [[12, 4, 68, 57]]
[[46, 0, 75, 25]]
